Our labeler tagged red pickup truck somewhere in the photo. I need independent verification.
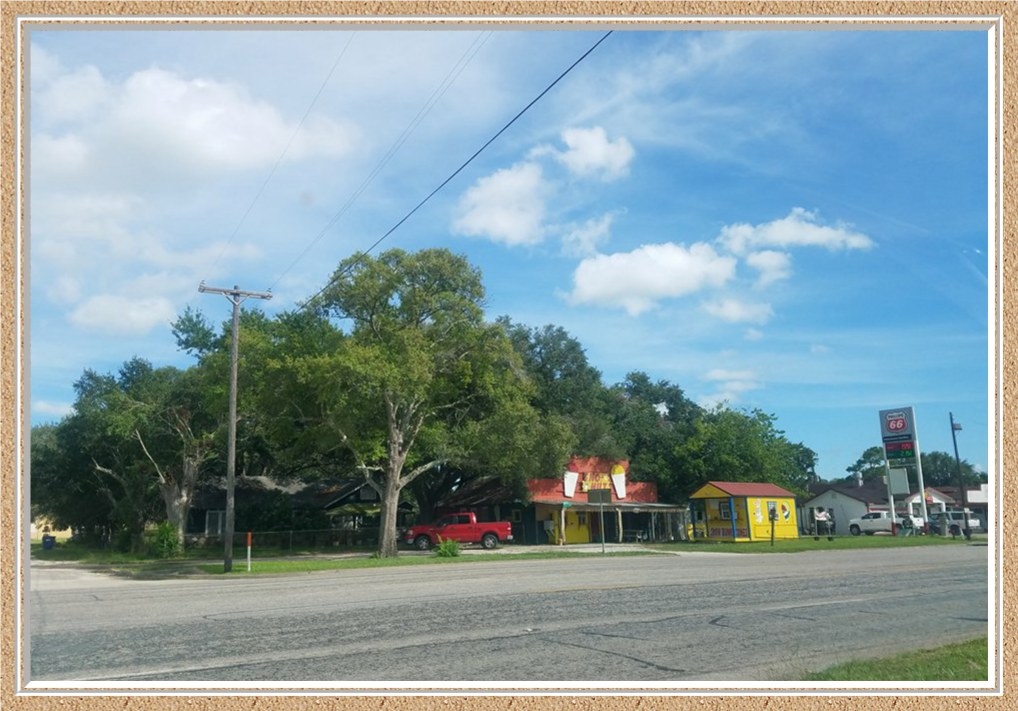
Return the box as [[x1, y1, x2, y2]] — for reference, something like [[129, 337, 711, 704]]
[[403, 512, 513, 550]]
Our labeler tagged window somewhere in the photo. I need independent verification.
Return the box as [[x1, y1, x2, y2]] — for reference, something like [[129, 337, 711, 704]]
[[577, 512, 587, 525], [205, 510, 225, 536], [718, 502, 732, 520], [511, 510, 523, 523]]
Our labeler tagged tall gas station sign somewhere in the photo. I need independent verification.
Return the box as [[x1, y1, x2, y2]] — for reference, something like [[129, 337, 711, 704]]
[[878, 406, 929, 529]]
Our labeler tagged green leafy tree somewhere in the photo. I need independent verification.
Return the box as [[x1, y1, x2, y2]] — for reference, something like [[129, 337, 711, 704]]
[[918, 450, 986, 487], [499, 319, 616, 456], [672, 406, 809, 497], [606, 372, 702, 500], [843, 445, 887, 485], [305, 248, 548, 557]]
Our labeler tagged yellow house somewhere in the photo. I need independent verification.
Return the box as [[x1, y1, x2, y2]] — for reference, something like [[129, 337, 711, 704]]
[[689, 481, 799, 541]]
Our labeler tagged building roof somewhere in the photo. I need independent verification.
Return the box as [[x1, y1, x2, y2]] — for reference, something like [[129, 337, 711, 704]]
[[691, 481, 797, 499], [526, 477, 660, 505], [805, 481, 891, 506]]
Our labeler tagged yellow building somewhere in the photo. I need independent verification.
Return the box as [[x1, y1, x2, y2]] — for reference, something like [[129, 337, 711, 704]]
[[689, 481, 799, 541]]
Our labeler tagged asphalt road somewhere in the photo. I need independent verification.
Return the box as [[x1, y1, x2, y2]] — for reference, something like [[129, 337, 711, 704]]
[[28, 544, 989, 688]]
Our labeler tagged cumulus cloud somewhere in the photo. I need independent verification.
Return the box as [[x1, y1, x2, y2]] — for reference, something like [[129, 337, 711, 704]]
[[107, 68, 356, 172], [717, 207, 874, 256], [31, 57, 358, 188], [561, 212, 618, 257], [698, 367, 762, 407], [568, 242, 736, 315], [68, 295, 178, 335], [32, 400, 75, 419], [549, 126, 635, 181], [702, 298, 774, 324], [745, 249, 792, 287], [452, 162, 547, 246]]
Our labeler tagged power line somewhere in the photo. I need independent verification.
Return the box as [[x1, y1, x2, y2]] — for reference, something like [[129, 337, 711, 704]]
[[299, 30, 614, 311], [266, 31, 493, 294], [201, 33, 357, 284]]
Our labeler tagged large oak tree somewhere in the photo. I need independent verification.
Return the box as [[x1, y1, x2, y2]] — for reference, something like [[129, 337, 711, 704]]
[[310, 248, 548, 557]]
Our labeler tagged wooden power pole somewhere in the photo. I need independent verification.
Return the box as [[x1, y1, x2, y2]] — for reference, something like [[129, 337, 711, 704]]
[[199, 283, 272, 572]]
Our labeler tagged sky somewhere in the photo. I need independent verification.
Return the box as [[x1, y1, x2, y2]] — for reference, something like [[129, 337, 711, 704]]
[[25, 22, 994, 484]]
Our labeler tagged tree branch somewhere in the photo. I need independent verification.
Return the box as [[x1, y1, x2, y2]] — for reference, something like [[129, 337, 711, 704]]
[[134, 429, 169, 485]]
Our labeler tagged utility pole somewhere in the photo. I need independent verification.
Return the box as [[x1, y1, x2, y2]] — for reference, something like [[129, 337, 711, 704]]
[[949, 412, 970, 540], [199, 283, 272, 572]]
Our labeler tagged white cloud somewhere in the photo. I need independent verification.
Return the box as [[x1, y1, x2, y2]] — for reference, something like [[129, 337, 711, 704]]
[[702, 298, 774, 324], [568, 242, 736, 315], [561, 212, 618, 257], [698, 367, 762, 407], [452, 162, 547, 246], [31, 58, 359, 189], [549, 126, 635, 182], [32, 400, 75, 419], [68, 295, 178, 335], [107, 68, 355, 172], [705, 368, 756, 383], [717, 207, 874, 256], [745, 249, 792, 287]]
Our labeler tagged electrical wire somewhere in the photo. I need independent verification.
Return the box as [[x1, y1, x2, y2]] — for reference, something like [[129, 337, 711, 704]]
[[266, 31, 494, 294], [203, 32, 358, 280], [299, 30, 614, 311]]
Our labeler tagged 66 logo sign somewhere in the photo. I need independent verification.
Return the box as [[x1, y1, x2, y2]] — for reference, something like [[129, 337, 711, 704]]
[[879, 407, 915, 440], [885, 412, 908, 431]]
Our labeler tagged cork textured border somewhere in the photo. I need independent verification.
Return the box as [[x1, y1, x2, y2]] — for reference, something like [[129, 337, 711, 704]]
[[1, 1, 1011, 709]]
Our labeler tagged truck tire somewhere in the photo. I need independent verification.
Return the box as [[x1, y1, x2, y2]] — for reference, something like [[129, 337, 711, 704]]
[[481, 533, 498, 550], [414, 535, 432, 551], [849, 524, 861, 536]]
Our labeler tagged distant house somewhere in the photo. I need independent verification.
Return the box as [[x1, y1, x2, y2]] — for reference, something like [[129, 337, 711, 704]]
[[802, 480, 964, 533], [688, 481, 799, 541], [186, 476, 415, 546]]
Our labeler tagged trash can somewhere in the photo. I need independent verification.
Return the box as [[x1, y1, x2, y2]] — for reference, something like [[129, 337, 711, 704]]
[[41, 534, 55, 550]]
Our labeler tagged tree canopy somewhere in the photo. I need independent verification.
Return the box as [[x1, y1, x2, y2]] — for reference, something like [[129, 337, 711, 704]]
[[32, 247, 826, 556]]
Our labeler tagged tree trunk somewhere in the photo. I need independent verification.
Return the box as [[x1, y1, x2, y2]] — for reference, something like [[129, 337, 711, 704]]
[[376, 476, 402, 558], [159, 483, 192, 547]]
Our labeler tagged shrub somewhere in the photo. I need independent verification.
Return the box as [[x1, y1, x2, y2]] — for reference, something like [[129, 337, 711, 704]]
[[147, 521, 182, 559], [434, 537, 461, 557]]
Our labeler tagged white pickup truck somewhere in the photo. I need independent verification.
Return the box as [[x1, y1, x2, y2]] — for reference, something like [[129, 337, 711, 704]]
[[848, 510, 924, 535]]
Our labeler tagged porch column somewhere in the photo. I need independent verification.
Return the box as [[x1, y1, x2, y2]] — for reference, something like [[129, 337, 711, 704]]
[[559, 505, 566, 546], [616, 509, 623, 542]]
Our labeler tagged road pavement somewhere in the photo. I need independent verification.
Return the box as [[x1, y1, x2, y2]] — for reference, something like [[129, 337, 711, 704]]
[[26, 543, 990, 689]]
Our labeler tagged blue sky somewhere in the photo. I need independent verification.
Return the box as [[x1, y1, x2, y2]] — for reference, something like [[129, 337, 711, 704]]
[[27, 24, 993, 482]]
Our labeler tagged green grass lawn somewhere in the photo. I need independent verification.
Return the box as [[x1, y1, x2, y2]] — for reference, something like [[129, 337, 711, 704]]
[[650, 534, 971, 554], [31, 530, 970, 568], [804, 637, 988, 681]]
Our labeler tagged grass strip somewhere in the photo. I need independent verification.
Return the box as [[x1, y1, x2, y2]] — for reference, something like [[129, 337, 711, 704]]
[[804, 637, 988, 681]]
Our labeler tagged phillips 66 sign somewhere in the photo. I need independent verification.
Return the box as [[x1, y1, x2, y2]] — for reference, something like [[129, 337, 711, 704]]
[[880, 407, 914, 439], [879, 406, 918, 463]]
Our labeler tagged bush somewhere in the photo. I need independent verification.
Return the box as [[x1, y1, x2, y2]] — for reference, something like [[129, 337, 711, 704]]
[[147, 521, 182, 559], [434, 537, 461, 557]]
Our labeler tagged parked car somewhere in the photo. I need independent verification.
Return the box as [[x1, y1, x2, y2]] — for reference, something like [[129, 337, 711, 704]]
[[928, 509, 980, 535], [848, 510, 924, 535], [403, 512, 513, 550]]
